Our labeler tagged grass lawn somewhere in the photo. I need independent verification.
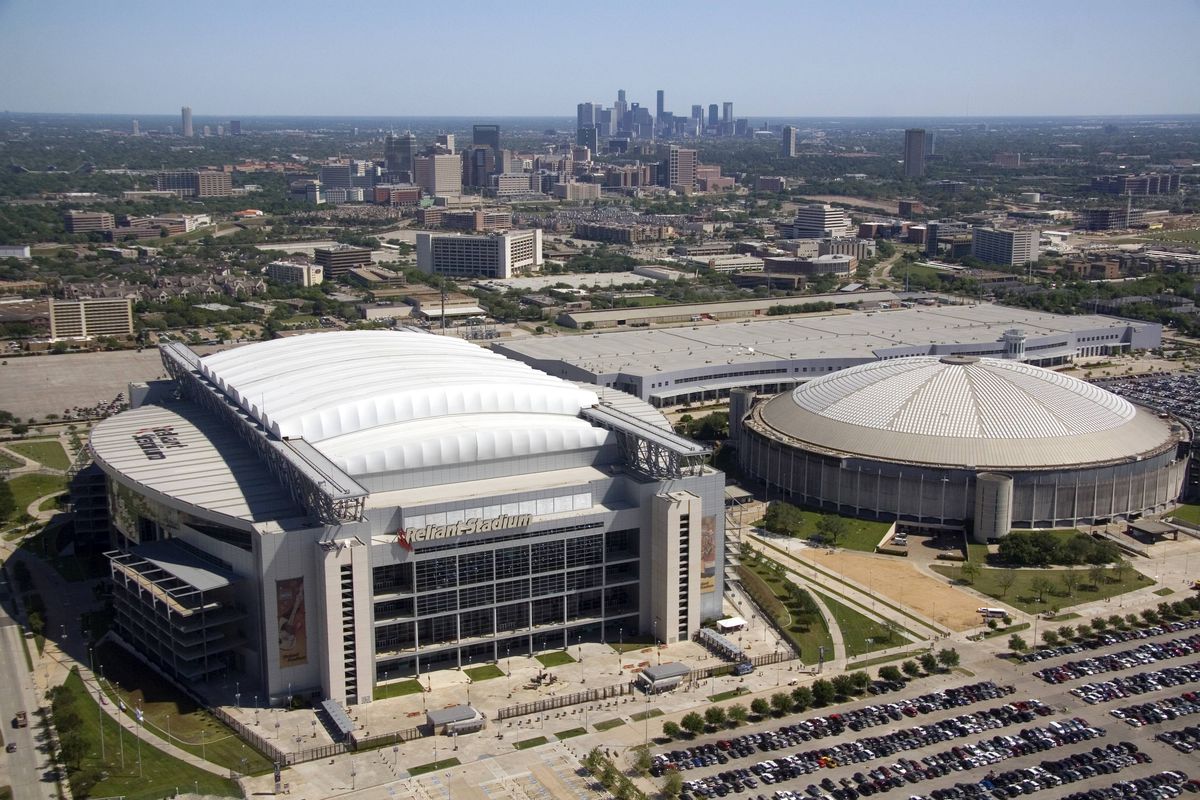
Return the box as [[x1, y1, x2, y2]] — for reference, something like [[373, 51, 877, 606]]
[[593, 718, 626, 731], [375, 679, 423, 699], [409, 758, 460, 776], [610, 638, 657, 654], [0, 450, 21, 470], [981, 622, 1030, 640], [846, 649, 927, 670], [813, 590, 908, 657], [708, 687, 749, 703], [38, 494, 64, 512], [0, 785, 10, 800], [513, 736, 549, 750], [966, 543, 990, 563], [53, 670, 242, 800], [759, 508, 891, 553], [630, 708, 664, 722], [535, 651, 576, 668], [464, 664, 505, 682], [1170, 503, 1200, 526], [612, 295, 669, 308], [95, 643, 273, 775], [556, 727, 587, 740], [1154, 587, 1176, 597], [1050, 612, 1081, 622], [1143, 229, 1200, 244], [741, 558, 835, 665], [4, 473, 67, 525], [931, 563, 1153, 614], [6, 439, 71, 470]]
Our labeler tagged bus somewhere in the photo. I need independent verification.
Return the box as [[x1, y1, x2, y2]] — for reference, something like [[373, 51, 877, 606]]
[[977, 607, 1008, 619]]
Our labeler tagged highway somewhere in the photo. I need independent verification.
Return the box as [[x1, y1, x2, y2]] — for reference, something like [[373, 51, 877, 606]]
[[0, 614, 57, 800]]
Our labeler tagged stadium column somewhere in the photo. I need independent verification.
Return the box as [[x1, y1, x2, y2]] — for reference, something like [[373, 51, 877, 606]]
[[648, 492, 703, 646]]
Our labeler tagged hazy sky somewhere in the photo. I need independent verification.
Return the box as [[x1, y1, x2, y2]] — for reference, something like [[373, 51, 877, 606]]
[[2, 0, 1198, 118]]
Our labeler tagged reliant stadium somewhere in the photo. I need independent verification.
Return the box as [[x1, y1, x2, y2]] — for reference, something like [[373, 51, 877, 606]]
[[732, 355, 1190, 541], [89, 331, 725, 706]]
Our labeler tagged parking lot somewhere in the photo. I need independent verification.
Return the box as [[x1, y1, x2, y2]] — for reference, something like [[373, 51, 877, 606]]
[[1098, 373, 1200, 431], [652, 623, 1200, 800]]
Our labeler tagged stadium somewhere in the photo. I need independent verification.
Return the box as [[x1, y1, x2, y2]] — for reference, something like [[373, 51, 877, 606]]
[[732, 355, 1190, 541], [88, 331, 725, 707]]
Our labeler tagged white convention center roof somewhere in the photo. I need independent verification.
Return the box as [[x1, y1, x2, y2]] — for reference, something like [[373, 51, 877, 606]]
[[757, 355, 1178, 469], [197, 331, 608, 476]]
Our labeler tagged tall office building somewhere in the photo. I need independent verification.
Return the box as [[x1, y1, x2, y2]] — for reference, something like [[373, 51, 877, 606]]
[[577, 102, 598, 131], [781, 125, 798, 158], [722, 102, 733, 124], [49, 298, 134, 340], [385, 132, 418, 175], [131, 119, 140, 136], [416, 229, 543, 279], [614, 89, 628, 129], [691, 105, 703, 123], [155, 170, 232, 198], [414, 153, 463, 197], [970, 227, 1039, 267], [473, 124, 501, 154], [903, 129, 927, 178], [708, 104, 719, 127], [664, 146, 697, 192], [790, 204, 852, 238], [924, 131, 936, 157], [577, 126, 600, 152], [230, 120, 242, 135], [656, 90, 665, 129], [435, 133, 456, 154], [181, 106, 193, 138]]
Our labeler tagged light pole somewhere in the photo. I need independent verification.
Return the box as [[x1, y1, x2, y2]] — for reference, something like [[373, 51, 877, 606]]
[[653, 617, 660, 664], [136, 705, 143, 779], [617, 627, 623, 677], [235, 680, 240, 709], [96, 683, 105, 762]]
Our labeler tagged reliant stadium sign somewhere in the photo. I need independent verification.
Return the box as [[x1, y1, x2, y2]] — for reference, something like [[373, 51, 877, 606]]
[[132, 426, 187, 461], [396, 513, 532, 551]]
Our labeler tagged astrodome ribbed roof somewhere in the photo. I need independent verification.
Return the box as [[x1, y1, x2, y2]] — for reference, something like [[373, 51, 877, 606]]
[[756, 356, 1178, 469]]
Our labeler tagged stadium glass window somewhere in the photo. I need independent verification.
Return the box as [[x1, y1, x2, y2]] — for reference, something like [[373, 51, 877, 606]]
[[496, 602, 530, 632], [415, 557, 457, 592], [495, 545, 529, 579], [531, 540, 564, 573], [565, 534, 604, 568], [457, 551, 494, 585], [495, 578, 529, 603], [458, 584, 494, 609]]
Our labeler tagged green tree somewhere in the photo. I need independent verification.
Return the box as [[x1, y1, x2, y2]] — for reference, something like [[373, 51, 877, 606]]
[[1030, 575, 1054, 604], [680, 712, 705, 735], [811, 679, 835, 706], [901, 660, 920, 678], [936, 648, 960, 669], [961, 560, 981, 585], [1060, 570, 1080, 597], [770, 692, 793, 716], [750, 697, 770, 717], [815, 515, 848, 547], [1008, 634, 1028, 652], [1058, 624, 1075, 640], [632, 744, 652, 775], [727, 704, 749, 727], [791, 685, 813, 710], [1042, 630, 1061, 647], [1088, 565, 1107, 590], [27, 610, 44, 637], [1075, 622, 1093, 639], [879, 665, 903, 683], [831, 674, 855, 697], [0, 479, 15, 521], [663, 770, 684, 798], [662, 721, 682, 739], [996, 568, 1018, 597], [849, 671, 871, 692], [704, 706, 727, 728]]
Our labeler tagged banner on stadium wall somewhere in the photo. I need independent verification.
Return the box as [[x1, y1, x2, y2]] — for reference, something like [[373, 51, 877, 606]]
[[700, 515, 717, 593], [276, 577, 308, 668]]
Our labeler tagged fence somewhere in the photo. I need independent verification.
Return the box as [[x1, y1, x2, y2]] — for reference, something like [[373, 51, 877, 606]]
[[210, 705, 294, 765], [687, 649, 795, 683], [350, 726, 424, 751], [496, 680, 635, 721]]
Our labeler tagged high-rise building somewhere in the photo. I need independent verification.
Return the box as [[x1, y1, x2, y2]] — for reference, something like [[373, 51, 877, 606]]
[[181, 106, 193, 138], [414, 153, 463, 197], [1091, 173, 1181, 196], [435, 133, 456, 154], [416, 229, 543, 279], [266, 261, 324, 287], [903, 129, 927, 179], [64, 210, 116, 233], [131, 119, 139, 136], [155, 170, 232, 198], [577, 126, 600, 152], [781, 126, 798, 158], [789, 204, 852, 238], [970, 227, 1039, 266], [691, 105, 703, 122], [664, 146, 697, 193], [49, 298, 134, 340], [314, 244, 373, 278], [656, 90, 665, 128], [924, 131, 936, 157], [722, 102, 733, 124], [230, 120, 242, 135], [473, 124, 501, 153], [708, 104, 719, 127], [577, 102, 598, 131]]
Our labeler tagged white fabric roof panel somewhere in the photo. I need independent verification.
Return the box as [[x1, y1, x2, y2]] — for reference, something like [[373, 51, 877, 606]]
[[759, 355, 1179, 469], [196, 330, 605, 475]]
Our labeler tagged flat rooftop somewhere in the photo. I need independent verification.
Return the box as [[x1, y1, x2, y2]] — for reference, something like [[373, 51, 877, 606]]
[[495, 304, 1151, 379], [473, 272, 655, 293]]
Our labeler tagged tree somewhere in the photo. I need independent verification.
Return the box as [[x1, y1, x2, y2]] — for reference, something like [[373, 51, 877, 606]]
[[1030, 575, 1054, 604], [1042, 630, 1061, 647], [831, 674, 855, 697], [1113, 560, 1129, 583], [879, 665, 903, 683], [1075, 623, 1093, 640], [27, 611, 44, 637], [663, 770, 684, 798], [727, 704, 749, 727], [1091, 615, 1109, 632], [1088, 565, 1107, 590], [662, 721, 682, 739], [919, 653, 938, 674], [1060, 570, 1081, 597], [633, 744, 652, 775], [997, 568, 1018, 597], [901, 660, 921, 679], [936, 648, 960, 669], [849, 671, 871, 692], [815, 515, 848, 547], [1008, 634, 1028, 652], [791, 685, 813, 710], [770, 692, 793, 716], [750, 697, 770, 717], [961, 560, 981, 585], [705, 706, 727, 728], [1058, 624, 1075, 640], [1108, 614, 1125, 629], [811, 679, 835, 706], [680, 712, 705, 736]]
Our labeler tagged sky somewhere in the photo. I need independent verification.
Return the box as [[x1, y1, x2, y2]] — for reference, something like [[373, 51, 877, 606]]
[[2, 0, 1198, 118]]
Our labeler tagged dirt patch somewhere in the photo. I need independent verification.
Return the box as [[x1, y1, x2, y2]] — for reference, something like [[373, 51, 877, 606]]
[[791, 548, 983, 631]]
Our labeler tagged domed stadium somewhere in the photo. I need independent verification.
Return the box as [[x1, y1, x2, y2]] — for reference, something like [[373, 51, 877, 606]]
[[732, 355, 1189, 541]]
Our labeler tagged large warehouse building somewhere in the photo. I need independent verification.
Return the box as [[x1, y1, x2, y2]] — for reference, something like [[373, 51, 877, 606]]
[[495, 304, 1162, 407], [733, 356, 1189, 539], [89, 331, 724, 706]]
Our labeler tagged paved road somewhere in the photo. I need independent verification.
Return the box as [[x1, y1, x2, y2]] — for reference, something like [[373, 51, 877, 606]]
[[0, 617, 58, 800]]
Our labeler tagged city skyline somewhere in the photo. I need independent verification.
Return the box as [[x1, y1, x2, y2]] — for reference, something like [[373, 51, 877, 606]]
[[2, 0, 1198, 117]]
